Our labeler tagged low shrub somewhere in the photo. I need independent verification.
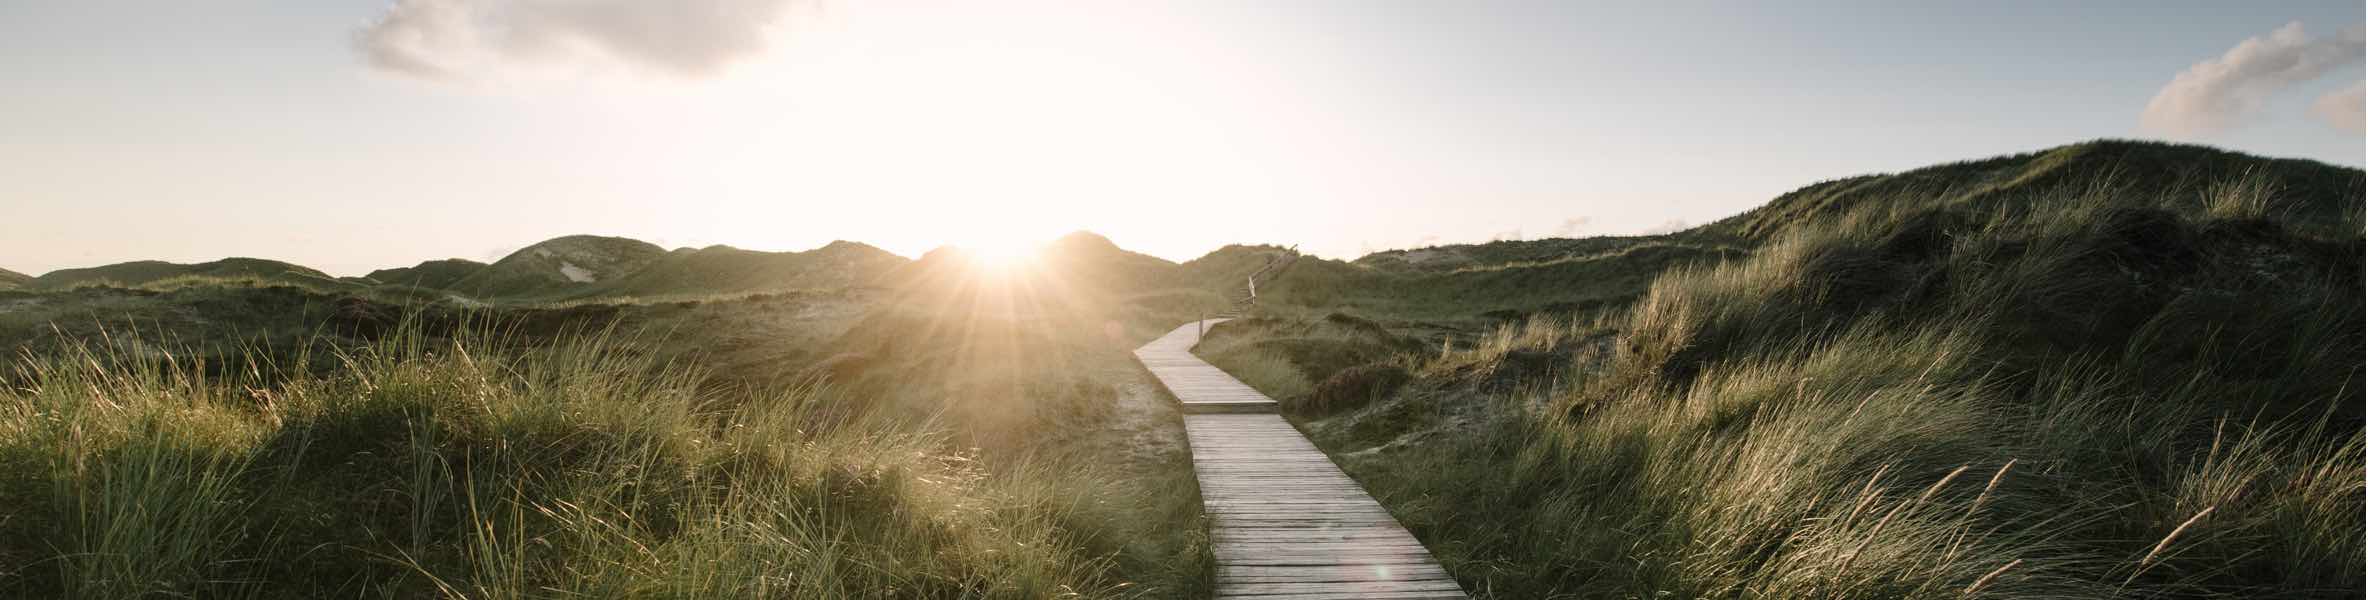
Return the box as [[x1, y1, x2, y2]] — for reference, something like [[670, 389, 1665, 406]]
[[1300, 362, 1412, 416]]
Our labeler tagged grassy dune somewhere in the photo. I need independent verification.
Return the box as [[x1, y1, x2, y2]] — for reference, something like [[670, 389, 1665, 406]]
[[0, 317, 1192, 598], [25, 258, 335, 292], [0, 233, 1233, 598], [1208, 143, 2364, 598]]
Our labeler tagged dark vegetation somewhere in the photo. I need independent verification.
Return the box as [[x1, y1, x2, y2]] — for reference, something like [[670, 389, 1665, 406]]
[[15, 235, 911, 307], [27, 257, 339, 291], [365, 258, 486, 290], [443, 235, 668, 298], [1201, 140, 2366, 598], [1252, 240, 1743, 322], [0, 284, 878, 390], [578, 241, 906, 301], [1191, 313, 1425, 408]]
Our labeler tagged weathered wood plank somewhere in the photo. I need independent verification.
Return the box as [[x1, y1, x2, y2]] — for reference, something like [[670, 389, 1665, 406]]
[[1215, 592, 1468, 600], [1134, 319, 1467, 598], [1135, 321, 1280, 415]]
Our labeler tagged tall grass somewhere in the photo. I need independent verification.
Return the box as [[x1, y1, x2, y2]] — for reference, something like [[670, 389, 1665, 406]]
[[0, 321, 1151, 598], [1191, 315, 1421, 409], [1375, 325, 2361, 597], [1253, 168, 2363, 598], [1198, 350, 1315, 403]]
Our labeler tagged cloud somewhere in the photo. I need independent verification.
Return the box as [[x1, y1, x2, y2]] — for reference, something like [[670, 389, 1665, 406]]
[[357, 0, 795, 82], [1549, 217, 1592, 238], [1640, 219, 1689, 235], [2140, 22, 2364, 137], [1489, 229, 1524, 242], [2311, 80, 2366, 134]]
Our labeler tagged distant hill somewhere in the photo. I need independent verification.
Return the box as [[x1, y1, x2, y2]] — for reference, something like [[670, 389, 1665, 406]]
[[365, 258, 486, 290], [878, 231, 1185, 295], [573, 241, 908, 299], [1249, 235, 1738, 320], [28, 257, 337, 290], [1176, 244, 1299, 290], [374, 236, 916, 302], [1263, 140, 2364, 321], [1033, 231, 1187, 292], [444, 235, 669, 299], [1353, 235, 1673, 274], [1695, 139, 2362, 243], [10, 235, 914, 305]]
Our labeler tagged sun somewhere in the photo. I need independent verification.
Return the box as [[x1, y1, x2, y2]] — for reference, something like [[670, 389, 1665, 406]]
[[953, 232, 1044, 271]]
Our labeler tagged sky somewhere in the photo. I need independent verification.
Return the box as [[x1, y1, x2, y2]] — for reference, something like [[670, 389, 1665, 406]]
[[2, 1, 2361, 277]]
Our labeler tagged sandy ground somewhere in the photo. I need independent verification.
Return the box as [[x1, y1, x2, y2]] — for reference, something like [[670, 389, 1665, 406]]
[[558, 261, 598, 282], [1110, 371, 1190, 464]]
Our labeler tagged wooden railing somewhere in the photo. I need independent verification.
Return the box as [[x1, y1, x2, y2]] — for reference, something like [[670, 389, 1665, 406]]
[[1209, 247, 1299, 323]]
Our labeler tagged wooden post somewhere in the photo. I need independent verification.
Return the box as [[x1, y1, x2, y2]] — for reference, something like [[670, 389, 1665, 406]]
[[1198, 312, 1205, 338]]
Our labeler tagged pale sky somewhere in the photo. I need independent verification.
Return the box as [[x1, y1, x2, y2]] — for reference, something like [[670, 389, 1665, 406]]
[[3, 1, 2362, 276]]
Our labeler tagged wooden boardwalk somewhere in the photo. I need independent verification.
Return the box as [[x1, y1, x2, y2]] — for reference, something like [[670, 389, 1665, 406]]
[[1135, 320, 1467, 599], [1133, 320, 1276, 414]]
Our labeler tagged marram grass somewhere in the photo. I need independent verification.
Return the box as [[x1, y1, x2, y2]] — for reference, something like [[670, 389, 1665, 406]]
[[0, 321, 1154, 599], [1220, 166, 2365, 599]]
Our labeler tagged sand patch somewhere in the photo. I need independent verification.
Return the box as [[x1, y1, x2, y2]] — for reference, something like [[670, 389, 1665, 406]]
[[558, 261, 597, 282]]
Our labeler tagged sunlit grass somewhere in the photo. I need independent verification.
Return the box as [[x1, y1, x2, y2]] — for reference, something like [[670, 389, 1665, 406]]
[[0, 230, 1252, 597], [0, 320, 1154, 598]]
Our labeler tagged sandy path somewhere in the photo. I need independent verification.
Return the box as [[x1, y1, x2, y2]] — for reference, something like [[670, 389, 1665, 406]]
[[1110, 374, 1190, 463]]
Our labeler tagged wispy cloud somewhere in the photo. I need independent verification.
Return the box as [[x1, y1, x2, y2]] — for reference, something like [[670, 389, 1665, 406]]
[[1548, 216, 1592, 238], [357, 0, 795, 82], [1640, 219, 1688, 235], [2140, 22, 2364, 137], [2310, 80, 2365, 134]]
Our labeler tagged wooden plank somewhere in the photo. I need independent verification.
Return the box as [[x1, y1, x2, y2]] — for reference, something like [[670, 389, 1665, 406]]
[[1220, 567, 1453, 581], [1133, 319, 1467, 598], [1222, 580, 1467, 593], [1134, 320, 1280, 412], [1215, 592, 1467, 600]]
